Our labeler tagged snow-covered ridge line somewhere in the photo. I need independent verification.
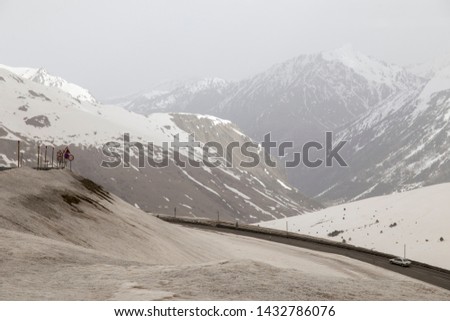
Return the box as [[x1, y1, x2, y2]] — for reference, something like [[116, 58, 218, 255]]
[[1, 66, 318, 223], [0, 64, 96, 103], [322, 44, 406, 86], [0, 67, 186, 146]]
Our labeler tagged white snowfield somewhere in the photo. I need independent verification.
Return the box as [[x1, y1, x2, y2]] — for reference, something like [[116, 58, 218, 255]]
[[0, 67, 234, 161], [322, 45, 406, 87], [261, 183, 450, 270], [0, 64, 96, 103], [0, 168, 448, 300], [0, 66, 247, 155], [0, 67, 186, 147]]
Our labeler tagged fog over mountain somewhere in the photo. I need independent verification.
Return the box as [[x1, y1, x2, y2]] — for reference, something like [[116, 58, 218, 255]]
[[1, 0, 450, 98], [2, 1, 450, 304], [109, 46, 450, 204], [0, 67, 319, 223], [3, 42, 449, 206]]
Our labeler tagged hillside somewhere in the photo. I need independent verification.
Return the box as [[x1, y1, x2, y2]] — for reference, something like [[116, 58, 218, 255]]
[[0, 66, 319, 223], [314, 61, 450, 203], [1, 168, 449, 300], [260, 184, 450, 270]]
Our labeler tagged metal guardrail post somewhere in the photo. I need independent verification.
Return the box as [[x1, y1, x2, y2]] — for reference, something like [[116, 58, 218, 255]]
[[17, 141, 20, 168], [37, 145, 40, 169]]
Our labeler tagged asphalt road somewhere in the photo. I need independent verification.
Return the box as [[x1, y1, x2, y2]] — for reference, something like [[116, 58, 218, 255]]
[[158, 216, 450, 292]]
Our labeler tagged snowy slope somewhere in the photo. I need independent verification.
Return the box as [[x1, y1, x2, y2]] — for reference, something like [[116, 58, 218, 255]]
[[322, 45, 412, 87], [312, 60, 450, 203], [113, 46, 427, 203], [113, 78, 232, 115], [104, 78, 203, 107], [0, 66, 319, 222], [121, 45, 421, 135], [0, 66, 187, 147], [1, 168, 448, 300], [260, 184, 450, 270], [0, 64, 96, 103]]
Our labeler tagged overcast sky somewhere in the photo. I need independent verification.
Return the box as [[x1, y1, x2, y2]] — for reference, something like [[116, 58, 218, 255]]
[[1, 0, 449, 99]]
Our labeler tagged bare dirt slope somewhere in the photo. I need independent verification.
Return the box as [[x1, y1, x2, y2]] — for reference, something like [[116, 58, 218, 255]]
[[1, 168, 449, 300]]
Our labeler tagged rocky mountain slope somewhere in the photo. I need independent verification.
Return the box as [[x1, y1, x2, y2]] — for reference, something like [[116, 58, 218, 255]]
[[0, 66, 319, 223], [119, 46, 422, 142], [119, 78, 233, 115], [313, 61, 450, 202], [113, 47, 450, 204]]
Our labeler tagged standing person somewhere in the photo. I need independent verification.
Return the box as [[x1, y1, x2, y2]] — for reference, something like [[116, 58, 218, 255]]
[[63, 147, 71, 161], [63, 147, 71, 168]]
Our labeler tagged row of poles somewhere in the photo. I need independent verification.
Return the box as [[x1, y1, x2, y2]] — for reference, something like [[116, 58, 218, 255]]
[[36, 144, 55, 169], [15, 140, 70, 170], [173, 207, 222, 220], [172, 207, 240, 227]]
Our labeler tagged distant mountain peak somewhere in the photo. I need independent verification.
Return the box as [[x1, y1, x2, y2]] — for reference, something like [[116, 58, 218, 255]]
[[0, 63, 96, 103], [321, 45, 406, 85], [184, 77, 229, 94]]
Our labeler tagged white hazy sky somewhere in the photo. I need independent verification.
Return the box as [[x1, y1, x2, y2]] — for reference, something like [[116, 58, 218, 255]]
[[1, 0, 449, 98]]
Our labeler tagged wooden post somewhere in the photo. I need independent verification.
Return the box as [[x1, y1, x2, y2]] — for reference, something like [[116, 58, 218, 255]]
[[37, 145, 40, 169], [17, 141, 20, 168], [51, 147, 54, 168], [174, 207, 177, 218], [44, 146, 48, 168]]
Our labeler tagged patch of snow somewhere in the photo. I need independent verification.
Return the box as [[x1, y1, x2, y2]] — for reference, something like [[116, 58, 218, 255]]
[[224, 184, 251, 200], [277, 179, 292, 191], [261, 183, 450, 270], [180, 169, 220, 197]]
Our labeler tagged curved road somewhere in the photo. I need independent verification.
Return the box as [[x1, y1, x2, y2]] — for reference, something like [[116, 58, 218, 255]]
[[158, 216, 450, 292]]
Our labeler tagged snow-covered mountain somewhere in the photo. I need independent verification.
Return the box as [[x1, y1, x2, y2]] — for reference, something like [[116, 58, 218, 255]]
[[311, 59, 450, 203], [0, 66, 319, 222], [115, 46, 433, 203], [121, 46, 422, 142], [214, 45, 422, 147], [260, 183, 450, 270], [107, 78, 233, 115], [0, 64, 97, 103], [10, 46, 448, 207]]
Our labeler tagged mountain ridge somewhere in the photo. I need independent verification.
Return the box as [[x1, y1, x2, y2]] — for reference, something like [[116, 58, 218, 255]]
[[0, 64, 97, 103], [0, 66, 319, 222], [107, 46, 448, 204]]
